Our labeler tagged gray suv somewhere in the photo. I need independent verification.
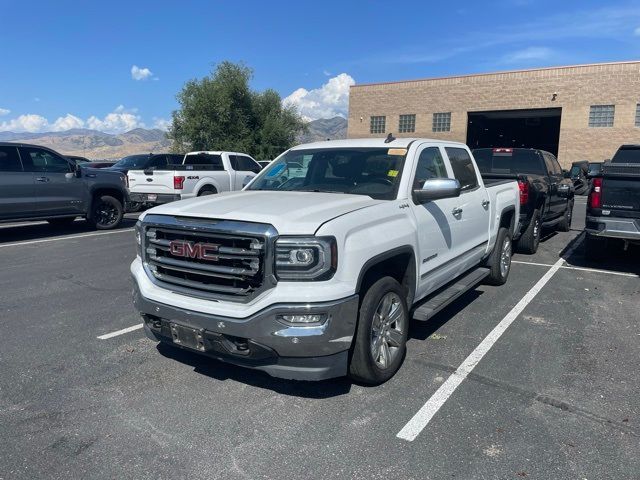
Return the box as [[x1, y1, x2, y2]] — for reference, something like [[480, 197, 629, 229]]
[[0, 142, 129, 230]]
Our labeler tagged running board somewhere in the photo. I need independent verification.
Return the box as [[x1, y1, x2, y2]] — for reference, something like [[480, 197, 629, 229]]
[[412, 267, 490, 321]]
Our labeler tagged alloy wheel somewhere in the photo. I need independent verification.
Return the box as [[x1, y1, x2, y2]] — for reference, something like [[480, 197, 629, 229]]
[[370, 292, 405, 369]]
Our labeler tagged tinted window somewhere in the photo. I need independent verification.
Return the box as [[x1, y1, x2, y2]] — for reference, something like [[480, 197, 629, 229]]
[[21, 147, 71, 173], [473, 148, 546, 175], [249, 148, 407, 200], [167, 154, 184, 165], [148, 155, 169, 169], [445, 147, 478, 191], [237, 155, 260, 172], [0, 146, 23, 172], [112, 155, 149, 169], [413, 147, 448, 189], [183, 154, 224, 170], [612, 147, 640, 164], [543, 154, 560, 175]]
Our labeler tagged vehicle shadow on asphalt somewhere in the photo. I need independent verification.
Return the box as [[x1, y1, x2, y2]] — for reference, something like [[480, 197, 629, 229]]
[[409, 290, 483, 341], [156, 343, 353, 398], [564, 240, 640, 276], [0, 217, 138, 244]]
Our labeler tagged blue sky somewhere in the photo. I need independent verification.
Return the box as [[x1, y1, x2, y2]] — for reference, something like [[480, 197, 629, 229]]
[[1, 0, 639, 133]]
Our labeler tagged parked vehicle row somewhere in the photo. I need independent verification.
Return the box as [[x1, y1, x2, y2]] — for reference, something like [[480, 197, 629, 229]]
[[0, 143, 128, 229], [131, 137, 520, 384]]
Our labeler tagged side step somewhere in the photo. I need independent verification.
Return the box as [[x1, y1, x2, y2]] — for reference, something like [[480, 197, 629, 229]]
[[412, 267, 490, 321]]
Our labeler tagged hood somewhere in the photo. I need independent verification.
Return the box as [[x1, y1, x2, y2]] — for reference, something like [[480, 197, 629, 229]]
[[142, 190, 384, 234]]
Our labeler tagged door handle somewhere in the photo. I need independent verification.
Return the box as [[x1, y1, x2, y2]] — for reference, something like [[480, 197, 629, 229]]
[[452, 207, 463, 216], [35, 176, 50, 182], [482, 199, 490, 208]]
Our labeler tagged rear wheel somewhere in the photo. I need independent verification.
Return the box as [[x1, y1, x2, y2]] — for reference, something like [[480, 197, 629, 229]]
[[558, 200, 573, 232], [349, 277, 409, 385], [197, 186, 217, 196], [89, 195, 123, 230], [516, 209, 541, 254], [47, 217, 76, 227], [485, 227, 512, 285]]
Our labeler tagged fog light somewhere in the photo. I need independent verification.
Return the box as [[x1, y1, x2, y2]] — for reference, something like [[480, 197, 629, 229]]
[[279, 314, 326, 324]]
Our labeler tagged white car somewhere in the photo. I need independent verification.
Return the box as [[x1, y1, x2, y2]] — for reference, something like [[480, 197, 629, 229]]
[[127, 151, 261, 205], [131, 138, 520, 384]]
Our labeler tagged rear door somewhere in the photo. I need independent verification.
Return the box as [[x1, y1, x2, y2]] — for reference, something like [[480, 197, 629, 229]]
[[0, 145, 37, 219], [20, 146, 85, 215], [542, 152, 564, 217], [444, 146, 490, 268]]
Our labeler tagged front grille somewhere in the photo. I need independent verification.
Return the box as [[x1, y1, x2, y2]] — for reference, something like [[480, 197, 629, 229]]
[[142, 215, 277, 302]]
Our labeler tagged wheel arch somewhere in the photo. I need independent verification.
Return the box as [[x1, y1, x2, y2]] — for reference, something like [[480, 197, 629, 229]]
[[87, 186, 125, 219]]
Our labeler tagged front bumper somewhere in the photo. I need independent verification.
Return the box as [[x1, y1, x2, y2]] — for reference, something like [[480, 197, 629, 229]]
[[132, 280, 359, 381], [585, 215, 640, 241], [129, 193, 181, 204]]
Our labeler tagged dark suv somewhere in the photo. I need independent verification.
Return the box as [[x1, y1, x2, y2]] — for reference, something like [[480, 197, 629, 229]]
[[0, 142, 129, 230], [108, 153, 184, 175]]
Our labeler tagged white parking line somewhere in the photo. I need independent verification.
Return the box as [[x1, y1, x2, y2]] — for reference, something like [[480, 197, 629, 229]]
[[0, 228, 134, 248], [512, 260, 638, 278], [396, 234, 584, 442], [97, 323, 143, 340]]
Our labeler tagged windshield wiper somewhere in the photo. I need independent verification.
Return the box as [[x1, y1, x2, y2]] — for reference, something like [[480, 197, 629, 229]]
[[298, 189, 345, 194]]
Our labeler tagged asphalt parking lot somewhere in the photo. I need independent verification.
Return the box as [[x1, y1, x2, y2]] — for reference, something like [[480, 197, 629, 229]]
[[1, 199, 639, 480]]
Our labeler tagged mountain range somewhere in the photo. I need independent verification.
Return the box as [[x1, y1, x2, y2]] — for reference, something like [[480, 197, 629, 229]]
[[0, 117, 348, 160]]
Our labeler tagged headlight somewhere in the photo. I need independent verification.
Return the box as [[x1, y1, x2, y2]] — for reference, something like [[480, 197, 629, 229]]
[[275, 236, 337, 281]]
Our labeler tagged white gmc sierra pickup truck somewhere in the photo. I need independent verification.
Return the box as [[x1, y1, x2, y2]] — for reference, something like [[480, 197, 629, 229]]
[[131, 138, 520, 384], [127, 151, 261, 206]]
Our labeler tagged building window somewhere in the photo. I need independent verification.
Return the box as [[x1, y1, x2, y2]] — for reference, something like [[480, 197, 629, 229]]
[[398, 114, 416, 133], [588, 105, 615, 127], [432, 112, 451, 132], [370, 116, 386, 134], [636, 104, 640, 127]]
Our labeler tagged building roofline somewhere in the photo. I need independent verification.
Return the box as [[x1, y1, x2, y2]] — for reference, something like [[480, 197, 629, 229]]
[[350, 60, 640, 88]]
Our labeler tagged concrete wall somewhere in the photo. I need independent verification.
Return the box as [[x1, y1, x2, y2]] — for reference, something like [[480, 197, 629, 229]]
[[347, 61, 640, 167]]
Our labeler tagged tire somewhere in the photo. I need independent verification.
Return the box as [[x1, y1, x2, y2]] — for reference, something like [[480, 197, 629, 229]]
[[349, 277, 409, 385], [584, 234, 607, 262], [89, 195, 123, 230], [485, 227, 512, 286], [46, 217, 76, 227], [558, 200, 573, 232], [516, 209, 541, 254], [197, 186, 217, 196]]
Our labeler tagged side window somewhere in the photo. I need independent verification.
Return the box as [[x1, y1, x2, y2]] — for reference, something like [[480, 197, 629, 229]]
[[543, 153, 560, 175], [21, 147, 71, 173], [149, 155, 169, 169], [229, 155, 239, 170], [183, 154, 224, 170], [238, 156, 261, 173], [413, 147, 448, 189], [445, 147, 478, 191], [0, 146, 23, 172]]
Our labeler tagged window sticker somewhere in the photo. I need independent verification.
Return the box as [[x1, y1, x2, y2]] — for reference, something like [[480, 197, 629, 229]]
[[388, 148, 407, 156], [388, 170, 399, 178], [266, 164, 285, 177]]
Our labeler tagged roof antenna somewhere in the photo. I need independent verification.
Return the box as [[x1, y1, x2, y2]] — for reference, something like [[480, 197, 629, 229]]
[[384, 133, 396, 143]]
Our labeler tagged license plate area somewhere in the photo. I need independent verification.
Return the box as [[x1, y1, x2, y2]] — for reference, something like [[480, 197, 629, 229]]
[[147, 194, 158, 201], [170, 323, 205, 351]]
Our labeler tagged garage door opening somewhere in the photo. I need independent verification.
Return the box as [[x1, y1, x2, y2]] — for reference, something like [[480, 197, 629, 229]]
[[466, 108, 562, 156]]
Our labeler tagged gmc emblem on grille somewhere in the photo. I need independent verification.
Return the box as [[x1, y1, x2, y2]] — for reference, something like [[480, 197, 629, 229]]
[[169, 240, 219, 261]]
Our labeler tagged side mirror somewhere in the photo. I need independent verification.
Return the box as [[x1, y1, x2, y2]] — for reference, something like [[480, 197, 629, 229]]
[[74, 163, 83, 178], [413, 178, 461, 203]]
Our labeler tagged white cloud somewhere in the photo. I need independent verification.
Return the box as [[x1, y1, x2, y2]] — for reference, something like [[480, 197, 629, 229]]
[[131, 65, 153, 81], [0, 108, 9, 116], [87, 105, 144, 133], [0, 114, 50, 132], [51, 114, 84, 131], [283, 73, 355, 121], [634, 26, 640, 36], [502, 46, 554, 63], [152, 117, 171, 131]]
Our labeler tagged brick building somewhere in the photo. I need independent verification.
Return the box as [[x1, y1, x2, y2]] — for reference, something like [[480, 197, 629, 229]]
[[347, 61, 640, 167]]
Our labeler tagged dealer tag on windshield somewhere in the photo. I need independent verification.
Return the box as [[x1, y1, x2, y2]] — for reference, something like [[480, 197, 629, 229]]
[[387, 148, 407, 156]]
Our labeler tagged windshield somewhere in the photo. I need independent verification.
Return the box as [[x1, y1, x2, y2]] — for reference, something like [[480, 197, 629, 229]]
[[570, 166, 581, 176], [112, 154, 149, 169], [247, 147, 408, 200], [473, 148, 545, 175]]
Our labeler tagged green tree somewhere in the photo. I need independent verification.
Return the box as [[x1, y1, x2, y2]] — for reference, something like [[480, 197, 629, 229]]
[[168, 61, 306, 158]]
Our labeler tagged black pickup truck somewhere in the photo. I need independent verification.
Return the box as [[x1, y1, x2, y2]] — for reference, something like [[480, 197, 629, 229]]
[[0, 142, 129, 229], [585, 145, 640, 259], [473, 148, 574, 254]]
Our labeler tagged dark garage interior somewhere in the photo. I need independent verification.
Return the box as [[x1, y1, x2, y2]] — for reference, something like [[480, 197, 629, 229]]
[[466, 108, 562, 156]]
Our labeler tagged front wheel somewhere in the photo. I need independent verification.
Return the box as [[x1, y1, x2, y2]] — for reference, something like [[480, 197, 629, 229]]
[[349, 277, 409, 385], [485, 227, 512, 286], [89, 195, 123, 230]]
